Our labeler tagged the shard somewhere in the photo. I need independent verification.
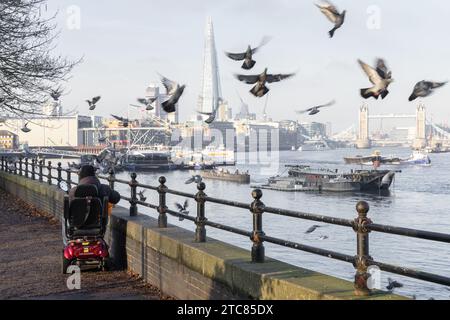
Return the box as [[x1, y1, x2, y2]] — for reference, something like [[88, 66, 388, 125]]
[[198, 16, 222, 114]]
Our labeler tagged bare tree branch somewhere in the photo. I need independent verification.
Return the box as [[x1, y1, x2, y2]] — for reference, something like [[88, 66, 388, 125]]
[[0, 0, 80, 117]]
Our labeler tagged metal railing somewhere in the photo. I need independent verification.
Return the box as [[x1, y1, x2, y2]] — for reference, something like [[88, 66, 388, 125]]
[[1, 156, 449, 296]]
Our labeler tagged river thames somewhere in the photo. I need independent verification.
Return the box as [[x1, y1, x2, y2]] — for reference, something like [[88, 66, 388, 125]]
[[72, 147, 449, 300]]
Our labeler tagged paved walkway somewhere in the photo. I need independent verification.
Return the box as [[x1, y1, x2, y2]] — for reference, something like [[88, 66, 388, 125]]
[[0, 189, 170, 300]]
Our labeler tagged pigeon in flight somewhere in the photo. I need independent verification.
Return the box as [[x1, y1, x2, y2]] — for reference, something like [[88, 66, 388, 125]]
[[135, 97, 157, 111], [138, 190, 147, 202], [198, 107, 218, 124], [225, 36, 271, 70], [358, 59, 393, 100], [21, 122, 31, 133], [296, 100, 335, 115], [86, 96, 101, 110], [315, 1, 346, 38], [175, 199, 189, 221], [159, 74, 186, 113], [50, 88, 63, 101], [111, 114, 129, 128], [408, 81, 447, 101], [386, 278, 403, 291], [235, 68, 295, 98], [305, 225, 323, 234], [185, 175, 202, 185]]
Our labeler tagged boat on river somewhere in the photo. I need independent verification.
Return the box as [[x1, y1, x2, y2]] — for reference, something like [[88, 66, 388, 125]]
[[254, 165, 396, 193], [200, 168, 250, 184], [344, 150, 430, 167]]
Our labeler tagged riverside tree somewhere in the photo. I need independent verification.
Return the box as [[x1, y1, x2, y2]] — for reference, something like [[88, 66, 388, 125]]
[[0, 0, 79, 117]]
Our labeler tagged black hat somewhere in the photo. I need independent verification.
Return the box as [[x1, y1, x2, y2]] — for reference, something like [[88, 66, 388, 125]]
[[79, 165, 96, 180]]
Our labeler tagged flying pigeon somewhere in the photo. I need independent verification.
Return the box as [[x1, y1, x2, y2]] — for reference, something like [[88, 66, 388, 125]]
[[198, 107, 218, 124], [175, 199, 189, 221], [408, 81, 447, 101], [235, 68, 295, 98], [386, 278, 403, 291], [21, 122, 31, 133], [315, 1, 346, 38], [111, 114, 129, 127], [296, 100, 335, 115], [185, 175, 202, 185], [358, 59, 394, 100], [159, 74, 186, 113], [318, 235, 329, 240], [305, 225, 323, 234], [225, 36, 271, 70], [138, 190, 147, 202], [86, 96, 101, 110], [50, 88, 63, 101], [135, 97, 157, 111]]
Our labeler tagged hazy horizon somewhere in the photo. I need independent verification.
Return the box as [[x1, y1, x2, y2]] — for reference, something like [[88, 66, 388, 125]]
[[47, 0, 450, 132]]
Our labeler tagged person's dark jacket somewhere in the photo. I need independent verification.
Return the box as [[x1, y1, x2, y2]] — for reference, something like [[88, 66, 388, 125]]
[[69, 176, 121, 204]]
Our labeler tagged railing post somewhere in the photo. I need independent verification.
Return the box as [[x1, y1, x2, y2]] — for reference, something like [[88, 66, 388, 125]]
[[129, 172, 138, 216], [194, 182, 207, 242], [31, 159, 36, 180], [47, 161, 52, 185], [24, 158, 29, 178], [352, 201, 373, 296], [18, 157, 23, 176], [14, 159, 18, 175], [66, 169, 72, 192], [1, 156, 4, 171], [157, 176, 168, 228], [250, 189, 265, 263], [38, 160, 43, 182], [108, 168, 115, 191], [57, 162, 62, 189]]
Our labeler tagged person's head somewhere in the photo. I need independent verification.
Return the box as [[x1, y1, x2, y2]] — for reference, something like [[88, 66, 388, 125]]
[[79, 165, 96, 180]]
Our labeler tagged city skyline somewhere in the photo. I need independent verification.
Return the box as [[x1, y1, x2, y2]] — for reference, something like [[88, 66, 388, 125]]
[[46, 0, 450, 132]]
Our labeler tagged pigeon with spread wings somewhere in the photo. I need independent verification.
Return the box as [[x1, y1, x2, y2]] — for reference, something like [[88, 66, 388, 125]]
[[134, 97, 157, 111], [111, 114, 129, 128], [86, 96, 101, 110], [159, 73, 186, 113], [409, 81, 447, 101], [358, 59, 393, 100], [315, 1, 346, 38], [296, 100, 335, 115], [175, 199, 189, 221], [225, 36, 271, 70], [235, 68, 295, 98]]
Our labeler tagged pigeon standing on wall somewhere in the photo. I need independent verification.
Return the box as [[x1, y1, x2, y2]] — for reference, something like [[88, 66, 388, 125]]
[[235, 68, 296, 98], [315, 1, 346, 38], [159, 74, 186, 113], [225, 36, 271, 70], [358, 59, 394, 100], [296, 100, 335, 115], [86, 96, 101, 110], [408, 81, 447, 101]]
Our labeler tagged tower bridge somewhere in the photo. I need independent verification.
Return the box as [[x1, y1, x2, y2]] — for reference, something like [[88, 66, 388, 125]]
[[356, 104, 427, 149]]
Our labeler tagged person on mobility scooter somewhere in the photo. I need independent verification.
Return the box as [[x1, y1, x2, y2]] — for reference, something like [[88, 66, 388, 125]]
[[62, 165, 121, 273]]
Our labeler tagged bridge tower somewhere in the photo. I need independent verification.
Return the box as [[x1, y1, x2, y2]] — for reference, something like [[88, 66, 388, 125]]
[[413, 104, 426, 149], [356, 104, 371, 149]]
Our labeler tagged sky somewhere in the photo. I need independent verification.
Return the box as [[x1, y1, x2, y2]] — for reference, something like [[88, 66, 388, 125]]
[[46, 0, 450, 132]]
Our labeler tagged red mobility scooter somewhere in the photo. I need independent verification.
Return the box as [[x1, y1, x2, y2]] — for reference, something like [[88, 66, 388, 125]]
[[62, 184, 110, 273]]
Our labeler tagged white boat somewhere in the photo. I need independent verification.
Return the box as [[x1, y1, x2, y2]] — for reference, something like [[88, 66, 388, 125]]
[[298, 140, 331, 152]]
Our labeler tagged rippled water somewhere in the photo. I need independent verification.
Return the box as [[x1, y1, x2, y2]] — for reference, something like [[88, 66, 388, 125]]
[[67, 147, 450, 300]]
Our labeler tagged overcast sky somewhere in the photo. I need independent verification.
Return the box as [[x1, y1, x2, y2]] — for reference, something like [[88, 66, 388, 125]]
[[47, 0, 450, 132]]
